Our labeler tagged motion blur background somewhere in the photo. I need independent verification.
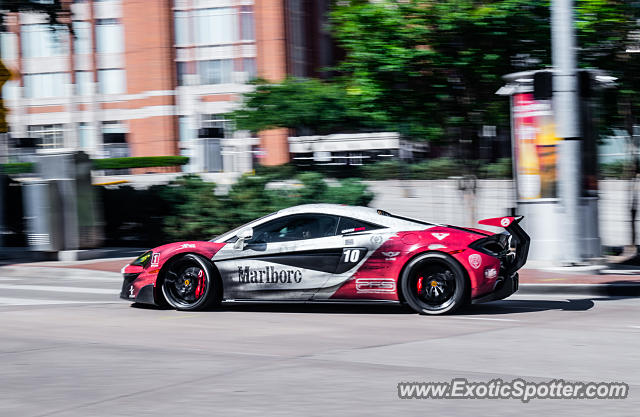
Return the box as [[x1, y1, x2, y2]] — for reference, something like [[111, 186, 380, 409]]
[[2, 0, 640, 266]]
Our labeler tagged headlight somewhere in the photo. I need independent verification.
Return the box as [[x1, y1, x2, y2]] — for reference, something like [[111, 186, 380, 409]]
[[131, 250, 152, 269]]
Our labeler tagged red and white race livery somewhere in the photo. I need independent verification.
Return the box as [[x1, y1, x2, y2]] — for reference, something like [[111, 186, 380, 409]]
[[121, 204, 530, 315]]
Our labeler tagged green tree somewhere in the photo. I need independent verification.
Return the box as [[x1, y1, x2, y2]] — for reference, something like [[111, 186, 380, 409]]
[[231, 77, 389, 135], [232, 1, 640, 145]]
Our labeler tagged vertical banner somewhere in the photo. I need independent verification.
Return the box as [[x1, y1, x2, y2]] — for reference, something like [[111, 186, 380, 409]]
[[513, 93, 559, 199]]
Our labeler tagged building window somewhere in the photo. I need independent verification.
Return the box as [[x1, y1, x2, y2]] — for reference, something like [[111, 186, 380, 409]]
[[1, 32, 17, 60], [77, 122, 93, 150], [198, 59, 233, 85], [98, 69, 126, 94], [28, 124, 65, 149], [72, 21, 92, 54], [174, 10, 190, 46], [96, 19, 124, 54], [194, 8, 235, 45], [243, 57, 256, 80], [240, 6, 254, 41], [23, 73, 70, 98], [201, 114, 232, 138], [75, 71, 93, 96], [102, 121, 129, 158], [21, 24, 68, 58]]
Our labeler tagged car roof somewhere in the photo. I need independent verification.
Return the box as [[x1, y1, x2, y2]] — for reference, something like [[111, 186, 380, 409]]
[[275, 204, 433, 228], [212, 204, 435, 242]]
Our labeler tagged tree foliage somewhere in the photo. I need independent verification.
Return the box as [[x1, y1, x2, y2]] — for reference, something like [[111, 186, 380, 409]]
[[232, 1, 640, 141], [231, 77, 389, 135]]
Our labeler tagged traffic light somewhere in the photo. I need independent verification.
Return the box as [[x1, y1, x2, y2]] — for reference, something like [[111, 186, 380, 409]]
[[533, 71, 553, 101], [578, 70, 593, 98]]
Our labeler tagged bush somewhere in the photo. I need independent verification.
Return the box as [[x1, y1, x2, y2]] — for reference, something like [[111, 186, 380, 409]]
[[157, 172, 375, 242], [358, 160, 403, 180], [600, 161, 626, 179], [0, 162, 34, 175], [409, 158, 462, 179], [92, 156, 189, 170], [478, 158, 512, 179]]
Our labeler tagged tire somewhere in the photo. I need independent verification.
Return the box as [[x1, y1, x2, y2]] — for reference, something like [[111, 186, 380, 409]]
[[160, 254, 221, 311], [400, 252, 468, 315]]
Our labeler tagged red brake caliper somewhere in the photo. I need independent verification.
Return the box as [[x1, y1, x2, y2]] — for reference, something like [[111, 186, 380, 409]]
[[417, 276, 424, 295], [195, 269, 204, 299]]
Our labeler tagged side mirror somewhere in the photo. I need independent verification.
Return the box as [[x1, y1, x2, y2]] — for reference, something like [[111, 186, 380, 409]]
[[233, 228, 253, 250]]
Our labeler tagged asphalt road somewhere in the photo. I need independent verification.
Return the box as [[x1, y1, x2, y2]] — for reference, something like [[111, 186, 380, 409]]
[[1, 265, 638, 416]]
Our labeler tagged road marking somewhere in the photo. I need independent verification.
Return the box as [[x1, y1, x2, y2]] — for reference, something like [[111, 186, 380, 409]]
[[0, 283, 118, 295], [449, 316, 520, 322], [0, 297, 119, 306]]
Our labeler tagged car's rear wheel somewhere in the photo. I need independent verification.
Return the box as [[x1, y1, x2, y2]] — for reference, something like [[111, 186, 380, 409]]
[[161, 254, 220, 311], [400, 252, 468, 315]]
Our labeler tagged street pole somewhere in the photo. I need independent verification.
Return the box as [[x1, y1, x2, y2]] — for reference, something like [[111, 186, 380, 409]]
[[552, 0, 582, 264]]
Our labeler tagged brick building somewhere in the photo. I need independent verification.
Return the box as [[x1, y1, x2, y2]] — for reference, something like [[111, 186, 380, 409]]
[[0, 0, 334, 171]]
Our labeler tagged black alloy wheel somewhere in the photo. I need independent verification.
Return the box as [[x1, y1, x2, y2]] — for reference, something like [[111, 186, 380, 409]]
[[161, 254, 220, 311], [401, 252, 468, 315]]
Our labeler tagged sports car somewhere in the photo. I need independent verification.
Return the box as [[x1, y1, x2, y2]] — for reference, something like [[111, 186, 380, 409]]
[[120, 204, 530, 315]]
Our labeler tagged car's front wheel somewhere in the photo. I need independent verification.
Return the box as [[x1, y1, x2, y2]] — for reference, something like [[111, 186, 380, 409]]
[[161, 254, 220, 311], [400, 252, 468, 315]]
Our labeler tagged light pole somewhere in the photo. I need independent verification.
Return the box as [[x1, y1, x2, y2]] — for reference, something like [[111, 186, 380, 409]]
[[552, 0, 582, 264]]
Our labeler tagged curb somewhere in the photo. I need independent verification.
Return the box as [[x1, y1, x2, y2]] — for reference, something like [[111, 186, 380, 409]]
[[519, 283, 640, 297]]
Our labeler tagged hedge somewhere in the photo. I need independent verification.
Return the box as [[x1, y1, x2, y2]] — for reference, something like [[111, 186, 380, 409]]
[[91, 156, 189, 170], [0, 162, 35, 175]]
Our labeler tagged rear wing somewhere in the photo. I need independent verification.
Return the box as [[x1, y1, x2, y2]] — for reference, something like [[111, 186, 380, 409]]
[[478, 216, 531, 273]]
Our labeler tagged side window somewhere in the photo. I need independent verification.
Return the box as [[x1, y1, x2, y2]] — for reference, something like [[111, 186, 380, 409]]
[[250, 214, 339, 244], [338, 217, 383, 235]]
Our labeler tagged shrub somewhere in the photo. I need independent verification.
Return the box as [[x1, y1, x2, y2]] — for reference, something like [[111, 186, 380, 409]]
[[409, 158, 462, 179], [0, 162, 35, 175], [158, 172, 375, 242], [92, 156, 189, 170], [600, 161, 626, 179], [478, 158, 512, 179], [358, 160, 403, 180]]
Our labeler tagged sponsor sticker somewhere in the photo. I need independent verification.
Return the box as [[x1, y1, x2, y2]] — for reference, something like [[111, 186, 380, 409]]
[[341, 227, 366, 234], [468, 254, 482, 269], [381, 251, 400, 261], [501, 218, 511, 227], [151, 253, 160, 267], [237, 266, 302, 284], [355, 278, 396, 293], [180, 243, 196, 249], [484, 268, 498, 279], [370, 235, 384, 245], [432, 233, 449, 241]]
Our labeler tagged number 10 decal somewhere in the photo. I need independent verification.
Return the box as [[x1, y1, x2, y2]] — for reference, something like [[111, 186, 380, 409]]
[[337, 248, 367, 273], [343, 249, 360, 263]]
